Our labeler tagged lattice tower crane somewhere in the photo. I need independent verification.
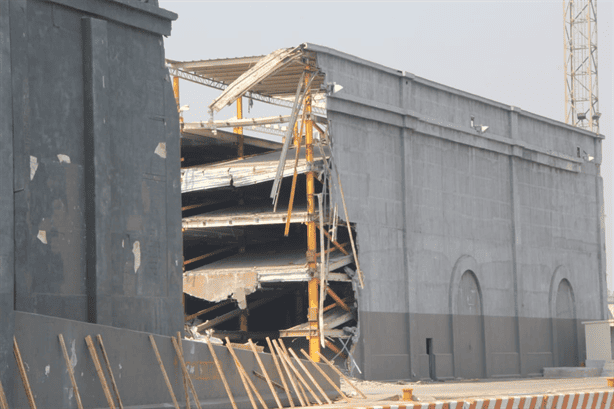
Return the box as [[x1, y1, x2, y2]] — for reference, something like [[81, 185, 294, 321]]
[[564, 0, 600, 133]]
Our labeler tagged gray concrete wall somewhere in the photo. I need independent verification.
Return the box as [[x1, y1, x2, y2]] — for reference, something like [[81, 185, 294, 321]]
[[308, 43, 606, 381], [8, 0, 182, 335], [0, 0, 16, 397], [1, 1, 184, 400], [12, 311, 338, 408]]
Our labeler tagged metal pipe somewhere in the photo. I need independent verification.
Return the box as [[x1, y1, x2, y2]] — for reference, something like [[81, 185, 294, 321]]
[[305, 71, 320, 362], [284, 123, 302, 237]]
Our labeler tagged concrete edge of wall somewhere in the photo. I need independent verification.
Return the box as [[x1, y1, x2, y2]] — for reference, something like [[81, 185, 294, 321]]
[[44, 0, 177, 35], [304, 42, 604, 140], [326, 93, 584, 173]]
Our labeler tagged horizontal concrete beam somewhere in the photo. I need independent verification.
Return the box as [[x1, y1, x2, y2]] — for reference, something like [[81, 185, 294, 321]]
[[327, 93, 584, 173], [43, 0, 177, 35], [306, 42, 604, 140]]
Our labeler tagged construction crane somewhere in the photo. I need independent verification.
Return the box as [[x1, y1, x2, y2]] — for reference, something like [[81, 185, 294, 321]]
[[564, 0, 601, 133]]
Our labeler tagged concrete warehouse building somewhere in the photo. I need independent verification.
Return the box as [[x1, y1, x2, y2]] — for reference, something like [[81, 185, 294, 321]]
[[306, 44, 607, 380], [0, 0, 607, 404], [171, 44, 607, 381]]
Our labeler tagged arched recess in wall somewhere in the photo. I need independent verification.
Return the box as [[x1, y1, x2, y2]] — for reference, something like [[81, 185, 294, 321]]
[[549, 266, 578, 367], [449, 255, 487, 379]]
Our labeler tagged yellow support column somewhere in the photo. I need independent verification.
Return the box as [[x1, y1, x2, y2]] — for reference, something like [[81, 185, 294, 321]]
[[234, 97, 244, 158], [172, 76, 183, 125], [305, 72, 320, 362]]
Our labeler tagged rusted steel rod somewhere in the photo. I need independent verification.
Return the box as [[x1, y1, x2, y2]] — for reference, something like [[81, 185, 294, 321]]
[[325, 287, 352, 314], [185, 299, 233, 322], [315, 225, 349, 256]]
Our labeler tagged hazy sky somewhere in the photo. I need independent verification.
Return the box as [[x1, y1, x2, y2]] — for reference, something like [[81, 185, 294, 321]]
[[159, 0, 614, 289]]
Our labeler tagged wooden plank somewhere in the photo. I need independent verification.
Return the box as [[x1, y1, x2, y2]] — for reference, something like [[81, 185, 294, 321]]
[[58, 334, 84, 409], [226, 343, 258, 409], [0, 378, 9, 409], [205, 336, 238, 409], [13, 337, 37, 409], [148, 335, 180, 409], [96, 335, 124, 409], [316, 351, 366, 399], [287, 348, 332, 404], [177, 333, 191, 409], [171, 336, 203, 409], [276, 340, 321, 405], [272, 339, 305, 407], [266, 337, 294, 408], [240, 364, 260, 409], [85, 335, 116, 409], [248, 339, 283, 408], [225, 338, 268, 409], [276, 340, 309, 405], [299, 349, 348, 402], [253, 371, 284, 391]]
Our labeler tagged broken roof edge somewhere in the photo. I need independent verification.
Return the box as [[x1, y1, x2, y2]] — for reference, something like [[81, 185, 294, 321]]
[[209, 46, 305, 112], [304, 42, 605, 139]]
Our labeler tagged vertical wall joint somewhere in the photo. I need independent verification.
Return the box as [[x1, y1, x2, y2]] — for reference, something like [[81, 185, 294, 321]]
[[82, 17, 111, 324]]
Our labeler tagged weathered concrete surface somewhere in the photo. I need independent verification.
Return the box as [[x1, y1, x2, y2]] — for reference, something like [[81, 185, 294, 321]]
[[0, 0, 16, 398], [2, 0, 182, 404], [12, 311, 340, 408], [543, 367, 601, 378], [9, 0, 182, 333], [307, 43, 607, 381]]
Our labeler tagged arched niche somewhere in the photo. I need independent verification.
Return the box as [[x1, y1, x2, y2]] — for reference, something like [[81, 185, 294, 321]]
[[549, 266, 578, 367], [449, 255, 487, 379]]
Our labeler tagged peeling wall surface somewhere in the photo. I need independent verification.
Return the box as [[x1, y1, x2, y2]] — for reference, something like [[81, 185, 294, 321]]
[[1, 0, 183, 399], [308, 44, 607, 380]]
